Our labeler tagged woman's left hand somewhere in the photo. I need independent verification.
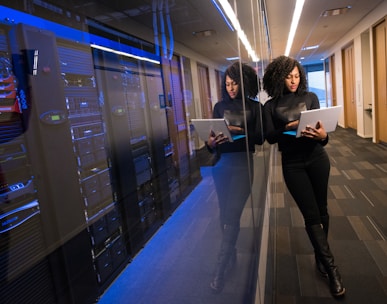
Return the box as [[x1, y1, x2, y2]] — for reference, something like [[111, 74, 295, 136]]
[[301, 120, 327, 141], [227, 125, 245, 134]]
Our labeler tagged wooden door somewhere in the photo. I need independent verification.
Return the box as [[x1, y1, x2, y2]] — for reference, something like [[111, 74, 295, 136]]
[[373, 19, 387, 143], [342, 44, 357, 129], [215, 69, 224, 103], [197, 64, 212, 118]]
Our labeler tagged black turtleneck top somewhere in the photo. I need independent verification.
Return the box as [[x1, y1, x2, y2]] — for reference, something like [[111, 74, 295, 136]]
[[263, 91, 328, 154], [212, 97, 263, 153]]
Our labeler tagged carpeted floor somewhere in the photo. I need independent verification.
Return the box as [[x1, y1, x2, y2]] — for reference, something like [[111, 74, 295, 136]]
[[268, 127, 387, 304]]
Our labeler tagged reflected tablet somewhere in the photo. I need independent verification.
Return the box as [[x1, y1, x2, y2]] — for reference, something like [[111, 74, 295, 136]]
[[191, 118, 245, 142], [295, 105, 342, 138]]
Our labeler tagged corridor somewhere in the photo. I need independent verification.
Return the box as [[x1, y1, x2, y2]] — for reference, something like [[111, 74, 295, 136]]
[[98, 127, 387, 304]]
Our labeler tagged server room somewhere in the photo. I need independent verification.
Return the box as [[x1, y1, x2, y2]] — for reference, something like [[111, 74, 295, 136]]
[[0, 1, 386, 304]]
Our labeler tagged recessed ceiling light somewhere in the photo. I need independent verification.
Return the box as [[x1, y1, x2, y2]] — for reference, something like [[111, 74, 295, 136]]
[[226, 56, 240, 61], [301, 45, 319, 51], [322, 6, 351, 17], [192, 30, 216, 37]]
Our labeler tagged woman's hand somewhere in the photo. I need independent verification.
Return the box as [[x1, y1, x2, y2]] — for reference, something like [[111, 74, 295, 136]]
[[207, 130, 229, 148], [301, 120, 327, 141], [285, 120, 299, 130], [227, 125, 245, 134]]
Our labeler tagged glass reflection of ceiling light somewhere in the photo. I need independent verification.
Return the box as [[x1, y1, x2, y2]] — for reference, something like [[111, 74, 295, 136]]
[[226, 56, 240, 61], [285, 0, 305, 56], [301, 45, 319, 51], [215, 0, 260, 62], [90, 44, 160, 65], [211, 0, 234, 31], [322, 6, 351, 17]]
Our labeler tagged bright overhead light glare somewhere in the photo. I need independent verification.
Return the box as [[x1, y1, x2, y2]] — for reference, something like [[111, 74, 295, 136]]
[[211, 0, 234, 31], [285, 0, 305, 56], [217, 0, 259, 62]]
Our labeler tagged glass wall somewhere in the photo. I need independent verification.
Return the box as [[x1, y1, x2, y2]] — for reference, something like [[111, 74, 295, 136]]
[[0, 1, 271, 303]]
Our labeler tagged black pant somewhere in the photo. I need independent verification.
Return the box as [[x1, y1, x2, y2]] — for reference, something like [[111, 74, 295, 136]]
[[212, 152, 253, 227], [281, 145, 330, 227]]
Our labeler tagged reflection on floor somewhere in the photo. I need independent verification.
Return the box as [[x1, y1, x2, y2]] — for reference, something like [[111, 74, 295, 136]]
[[97, 149, 267, 304], [97, 127, 387, 304], [269, 127, 387, 304]]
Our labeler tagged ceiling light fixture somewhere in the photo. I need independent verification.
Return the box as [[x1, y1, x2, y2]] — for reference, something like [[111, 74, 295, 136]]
[[192, 30, 216, 37], [285, 0, 305, 56], [322, 6, 351, 17], [301, 45, 319, 51], [215, 0, 259, 62], [226, 56, 240, 61]]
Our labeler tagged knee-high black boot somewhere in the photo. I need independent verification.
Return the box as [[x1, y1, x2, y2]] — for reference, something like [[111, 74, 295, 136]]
[[315, 215, 329, 276], [219, 222, 237, 271], [306, 224, 345, 297], [210, 225, 239, 293]]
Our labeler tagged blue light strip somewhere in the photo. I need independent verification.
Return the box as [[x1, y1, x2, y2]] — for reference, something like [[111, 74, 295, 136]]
[[0, 5, 160, 64], [0, 5, 89, 43]]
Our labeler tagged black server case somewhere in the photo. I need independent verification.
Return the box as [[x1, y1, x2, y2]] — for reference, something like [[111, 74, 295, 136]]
[[6, 23, 126, 303], [92, 48, 172, 255], [161, 55, 201, 210], [0, 25, 56, 303], [56, 39, 127, 293]]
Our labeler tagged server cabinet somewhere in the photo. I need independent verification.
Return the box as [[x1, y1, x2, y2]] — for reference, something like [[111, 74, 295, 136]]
[[92, 48, 171, 253], [1, 4, 202, 302], [161, 55, 201, 203], [7, 23, 127, 303], [0, 25, 56, 304], [142, 61, 177, 216], [9, 23, 98, 304], [56, 39, 127, 290]]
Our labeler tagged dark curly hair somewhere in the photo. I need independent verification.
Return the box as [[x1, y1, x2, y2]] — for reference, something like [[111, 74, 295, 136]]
[[222, 62, 258, 101], [262, 55, 307, 99]]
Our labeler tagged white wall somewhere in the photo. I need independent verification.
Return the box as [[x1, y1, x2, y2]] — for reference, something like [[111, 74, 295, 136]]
[[326, 1, 387, 140]]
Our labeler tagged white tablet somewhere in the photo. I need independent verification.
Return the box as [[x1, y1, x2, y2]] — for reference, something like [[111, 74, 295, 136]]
[[295, 105, 342, 138], [191, 118, 245, 142]]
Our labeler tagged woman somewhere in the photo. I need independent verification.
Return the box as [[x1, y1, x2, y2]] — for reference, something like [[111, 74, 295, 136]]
[[206, 62, 264, 293], [262, 55, 345, 297]]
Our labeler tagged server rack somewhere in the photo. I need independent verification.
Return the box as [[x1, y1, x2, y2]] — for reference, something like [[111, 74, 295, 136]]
[[0, 3, 203, 302], [0, 25, 56, 304], [57, 39, 127, 289], [92, 46, 172, 254], [6, 23, 127, 303], [161, 55, 201, 205]]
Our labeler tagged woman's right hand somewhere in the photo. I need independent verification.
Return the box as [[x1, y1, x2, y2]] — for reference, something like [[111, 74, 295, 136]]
[[207, 130, 229, 148]]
